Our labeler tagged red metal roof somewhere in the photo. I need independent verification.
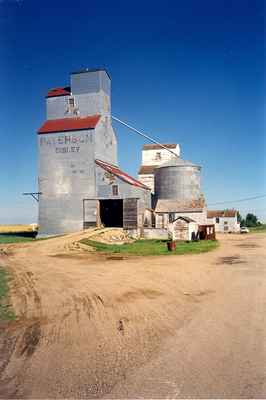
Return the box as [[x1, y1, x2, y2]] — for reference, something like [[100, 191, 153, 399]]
[[38, 115, 101, 134], [46, 87, 71, 98], [207, 210, 237, 218], [95, 159, 150, 190]]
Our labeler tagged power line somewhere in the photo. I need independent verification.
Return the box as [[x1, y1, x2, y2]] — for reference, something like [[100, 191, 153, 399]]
[[208, 194, 266, 206], [112, 115, 179, 158], [112, 115, 265, 208]]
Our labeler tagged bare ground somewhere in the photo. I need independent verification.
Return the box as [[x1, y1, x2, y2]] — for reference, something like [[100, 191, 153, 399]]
[[0, 231, 265, 398]]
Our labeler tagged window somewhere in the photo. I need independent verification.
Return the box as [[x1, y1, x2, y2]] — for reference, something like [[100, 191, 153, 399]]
[[69, 97, 75, 107], [216, 217, 220, 223], [224, 221, 228, 225], [155, 152, 161, 160], [169, 213, 175, 223], [112, 185, 118, 196]]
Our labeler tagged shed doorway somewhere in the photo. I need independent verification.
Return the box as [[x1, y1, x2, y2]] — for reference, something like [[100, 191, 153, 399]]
[[99, 199, 123, 227]]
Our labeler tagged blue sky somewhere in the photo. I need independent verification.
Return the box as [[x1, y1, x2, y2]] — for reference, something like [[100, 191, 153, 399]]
[[0, 0, 265, 223]]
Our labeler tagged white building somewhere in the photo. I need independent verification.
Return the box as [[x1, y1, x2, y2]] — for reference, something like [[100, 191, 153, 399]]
[[138, 144, 180, 193], [207, 210, 240, 233], [155, 203, 207, 229], [169, 216, 199, 241]]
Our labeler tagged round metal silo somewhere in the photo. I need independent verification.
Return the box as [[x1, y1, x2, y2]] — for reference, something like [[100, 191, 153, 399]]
[[154, 158, 201, 202]]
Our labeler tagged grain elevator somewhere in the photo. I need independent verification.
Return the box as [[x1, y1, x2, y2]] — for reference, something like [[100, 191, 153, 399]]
[[38, 69, 150, 235]]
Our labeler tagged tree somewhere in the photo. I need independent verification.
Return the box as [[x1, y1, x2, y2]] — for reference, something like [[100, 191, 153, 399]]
[[237, 211, 245, 227], [245, 213, 259, 227]]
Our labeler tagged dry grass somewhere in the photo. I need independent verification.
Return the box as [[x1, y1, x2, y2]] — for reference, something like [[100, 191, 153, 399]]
[[0, 224, 38, 234]]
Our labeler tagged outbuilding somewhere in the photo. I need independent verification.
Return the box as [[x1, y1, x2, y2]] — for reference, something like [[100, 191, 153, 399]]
[[207, 210, 240, 233], [169, 216, 199, 241]]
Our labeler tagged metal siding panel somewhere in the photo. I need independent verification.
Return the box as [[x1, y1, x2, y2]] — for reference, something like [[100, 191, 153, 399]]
[[71, 70, 111, 96], [155, 165, 201, 201], [71, 71, 100, 95], [94, 121, 117, 165], [46, 96, 69, 120], [74, 92, 110, 117], [99, 70, 111, 96], [38, 129, 96, 235]]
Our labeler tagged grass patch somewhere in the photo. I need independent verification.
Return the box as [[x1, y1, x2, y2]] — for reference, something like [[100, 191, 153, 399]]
[[0, 235, 36, 244], [81, 239, 219, 256], [0, 266, 15, 321], [249, 224, 266, 233], [0, 234, 65, 244]]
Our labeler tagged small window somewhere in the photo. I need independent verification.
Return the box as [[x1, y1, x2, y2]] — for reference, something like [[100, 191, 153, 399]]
[[216, 217, 220, 223], [112, 185, 118, 196], [155, 152, 161, 160], [69, 97, 75, 107], [224, 221, 228, 225], [169, 213, 175, 223]]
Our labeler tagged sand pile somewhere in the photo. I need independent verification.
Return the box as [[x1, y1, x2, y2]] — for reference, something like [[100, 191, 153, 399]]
[[89, 228, 134, 244]]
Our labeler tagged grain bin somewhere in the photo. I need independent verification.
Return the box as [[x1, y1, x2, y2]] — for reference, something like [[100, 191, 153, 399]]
[[154, 158, 201, 202]]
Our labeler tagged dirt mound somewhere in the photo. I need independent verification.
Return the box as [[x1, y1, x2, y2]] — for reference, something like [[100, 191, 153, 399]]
[[89, 228, 133, 244]]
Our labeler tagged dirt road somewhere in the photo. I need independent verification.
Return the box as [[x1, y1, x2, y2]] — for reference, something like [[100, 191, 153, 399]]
[[0, 232, 265, 398]]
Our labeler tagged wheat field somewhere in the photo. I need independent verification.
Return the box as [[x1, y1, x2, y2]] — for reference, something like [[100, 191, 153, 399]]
[[0, 224, 38, 234]]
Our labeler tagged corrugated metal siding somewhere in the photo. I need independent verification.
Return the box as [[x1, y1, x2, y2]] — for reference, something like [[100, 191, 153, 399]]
[[94, 121, 117, 164], [71, 71, 100, 95], [100, 70, 111, 96], [95, 165, 150, 202], [46, 96, 70, 120], [70, 70, 110, 96], [47, 92, 110, 120], [38, 129, 96, 234], [155, 165, 201, 201], [74, 92, 110, 117]]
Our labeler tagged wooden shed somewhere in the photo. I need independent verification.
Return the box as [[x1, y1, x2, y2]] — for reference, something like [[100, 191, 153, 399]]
[[170, 216, 198, 241], [198, 224, 216, 240]]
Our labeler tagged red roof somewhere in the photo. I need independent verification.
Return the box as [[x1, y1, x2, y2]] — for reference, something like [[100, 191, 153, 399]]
[[207, 210, 237, 218], [95, 159, 150, 190], [38, 115, 101, 134], [46, 87, 71, 98]]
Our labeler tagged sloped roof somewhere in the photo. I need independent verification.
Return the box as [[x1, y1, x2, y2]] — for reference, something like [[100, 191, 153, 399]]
[[138, 165, 157, 175], [173, 216, 196, 223], [207, 210, 237, 218], [155, 199, 205, 213], [46, 87, 71, 98], [38, 115, 101, 134], [155, 157, 199, 169], [95, 159, 150, 190], [142, 144, 177, 150], [138, 157, 199, 175]]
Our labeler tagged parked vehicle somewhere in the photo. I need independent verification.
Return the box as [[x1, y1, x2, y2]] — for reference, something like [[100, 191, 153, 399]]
[[240, 227, 249, 234]]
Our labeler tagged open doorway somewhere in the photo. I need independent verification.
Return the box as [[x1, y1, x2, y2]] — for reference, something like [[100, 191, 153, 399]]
[[99, 199, 123, 227]]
